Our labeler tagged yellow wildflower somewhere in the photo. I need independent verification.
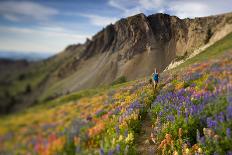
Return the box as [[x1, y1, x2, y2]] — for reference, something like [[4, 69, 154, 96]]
[[118, 135, 124, 142], [173, 150, 178, 155], [125, 132, 134, 144], [198, 148, 203, 153], [185, 148, 190, 154]]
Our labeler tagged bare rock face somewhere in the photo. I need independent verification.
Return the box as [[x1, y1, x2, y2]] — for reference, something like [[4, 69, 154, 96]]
[[1, 12, 232, 113], [42, 12, 232, 99], [82, 13, 154, 59]]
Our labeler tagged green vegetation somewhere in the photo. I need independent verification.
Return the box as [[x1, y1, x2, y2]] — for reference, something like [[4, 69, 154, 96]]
[[0, 29, 232, 155], [204, 28, 213, 44], [150, 52, 232, 154], [111, 76, 127, 86]]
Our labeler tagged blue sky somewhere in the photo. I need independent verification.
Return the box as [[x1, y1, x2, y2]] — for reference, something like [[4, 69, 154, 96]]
[[0, 0, 232, 54]]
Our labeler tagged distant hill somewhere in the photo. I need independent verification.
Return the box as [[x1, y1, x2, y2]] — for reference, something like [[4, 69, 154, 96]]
[[0, 11, 232, 114], [0, 51, 53, 61]]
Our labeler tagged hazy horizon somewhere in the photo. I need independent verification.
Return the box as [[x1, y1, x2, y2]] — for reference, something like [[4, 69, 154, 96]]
[[0, 0, 232, 55]]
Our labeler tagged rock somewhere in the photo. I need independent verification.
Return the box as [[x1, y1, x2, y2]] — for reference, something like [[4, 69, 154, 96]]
[[51, 12, 232, 95]]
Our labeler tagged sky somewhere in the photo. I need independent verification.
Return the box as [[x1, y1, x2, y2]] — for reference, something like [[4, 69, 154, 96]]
[[0, 0, 232, 54]]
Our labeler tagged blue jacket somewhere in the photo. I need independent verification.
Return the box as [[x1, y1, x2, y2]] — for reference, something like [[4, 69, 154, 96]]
[[153, 73, 159, 81]]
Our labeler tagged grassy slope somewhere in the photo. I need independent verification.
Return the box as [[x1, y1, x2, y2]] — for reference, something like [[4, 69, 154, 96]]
[[36, 29, 232, 110], [0, 49, 81, 111], [0, 31, 231, 122], [148, 33, 232, 154], [0, 62, 50, 111], [0, 32, 232, 154], [174, 32, 232, 70]]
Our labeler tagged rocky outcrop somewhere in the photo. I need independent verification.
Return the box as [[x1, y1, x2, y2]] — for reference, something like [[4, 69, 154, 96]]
[[43, 12, 232, 100], [1, 12, 232, 112]]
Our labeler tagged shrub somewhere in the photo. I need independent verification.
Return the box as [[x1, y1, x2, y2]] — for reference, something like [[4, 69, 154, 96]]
[[24, 84, 31, 94], [111, 76, 127, 86], [205, 28, 213, 44]]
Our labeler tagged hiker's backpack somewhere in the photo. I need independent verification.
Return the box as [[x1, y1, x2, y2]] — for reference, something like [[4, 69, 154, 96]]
[[154, 73, 159, 81]]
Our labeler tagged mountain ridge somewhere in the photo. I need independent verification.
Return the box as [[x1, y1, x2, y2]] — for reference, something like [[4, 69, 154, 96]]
[[50, 12, 232, 90], [0, 11, 232, 113], [0, 51, 53, 61]]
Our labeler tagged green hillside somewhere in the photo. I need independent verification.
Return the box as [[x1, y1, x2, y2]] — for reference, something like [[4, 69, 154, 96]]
[[0, 47, 84, 113], [0, 33, 232, 154]]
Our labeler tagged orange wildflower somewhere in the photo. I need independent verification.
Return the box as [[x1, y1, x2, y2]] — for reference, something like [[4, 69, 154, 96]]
[[88, 121, 105, 137]]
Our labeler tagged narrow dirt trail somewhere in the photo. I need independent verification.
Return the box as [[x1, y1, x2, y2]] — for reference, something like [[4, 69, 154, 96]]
[[135, 85, 161, 154], [135, 111, 157, 154]]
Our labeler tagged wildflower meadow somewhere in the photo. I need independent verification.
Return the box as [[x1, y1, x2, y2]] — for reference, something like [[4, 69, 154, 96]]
[[151, 51, 232, 154], [0, 51, 231, 154]]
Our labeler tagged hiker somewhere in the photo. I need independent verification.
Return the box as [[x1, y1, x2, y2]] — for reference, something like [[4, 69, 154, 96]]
[[152, 68, 159, 89]]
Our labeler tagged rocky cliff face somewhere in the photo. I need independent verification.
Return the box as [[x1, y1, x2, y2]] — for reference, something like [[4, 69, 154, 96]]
[[44, 12, 232, 99], [1, 12, 232, 112], [0, 13, 232, 114]]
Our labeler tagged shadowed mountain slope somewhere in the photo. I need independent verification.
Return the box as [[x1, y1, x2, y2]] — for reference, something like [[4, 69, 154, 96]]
[[0, 12, 232, 113], [45, 12, 232, 97]]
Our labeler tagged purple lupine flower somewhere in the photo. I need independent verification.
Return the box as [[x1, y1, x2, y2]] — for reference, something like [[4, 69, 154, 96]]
[[124, 130, 128, 137], [207, 117, 217, 129], [185, 111, 189, 122], [166, 115, 175, 122], [108, 150, 114, 155], [227, 151, 232, 155], [95, 109, 105, 117], [189, 106, 195, 116], [190, 83, 196, 87], [226, 105, 232, 121], [226, 128, 231, 139], [76, 146, 80, 153], [227, 96, 232, 105], [128, 100, 142, 109], [200, 136, 205, 145], [3, 132, 14, 141], [217, 112, 225, 123], [116, 144, 120, 153], [177, 108, 181, 116], [115, 126, 120, 136], [99, 147, 104, 155]]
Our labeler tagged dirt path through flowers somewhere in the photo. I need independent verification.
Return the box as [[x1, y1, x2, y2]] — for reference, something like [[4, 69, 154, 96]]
[[135, 110, 157, 154]]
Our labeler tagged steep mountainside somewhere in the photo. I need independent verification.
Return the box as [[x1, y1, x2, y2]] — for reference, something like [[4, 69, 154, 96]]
[[43, 12, 232, 98], [0, 39, 231, 154], [0, 12, 232, 113]]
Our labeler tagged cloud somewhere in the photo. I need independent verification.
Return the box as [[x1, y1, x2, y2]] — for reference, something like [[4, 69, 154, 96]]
[[0, 0, 231, 55], [64, 12, 118, 27], [138, 0, 165, 10], [108, 0, 166, 17], [108, 0, 232, 18], [2, 14, 21, 22], [0, 1, 58, 22], [0, 26, 89, 53], [168, 1, 209, 19], [81, 14, 118, 27], [168, 0, 232, 19], [108, 0, 132, 11]]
